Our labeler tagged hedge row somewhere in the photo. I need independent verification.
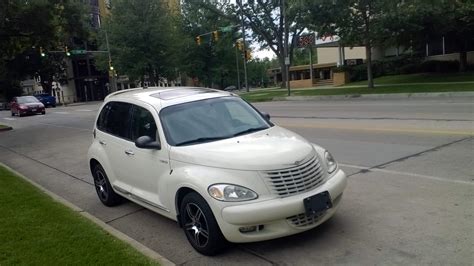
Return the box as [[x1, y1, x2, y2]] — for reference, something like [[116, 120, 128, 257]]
[[335, 56, 472, 82]]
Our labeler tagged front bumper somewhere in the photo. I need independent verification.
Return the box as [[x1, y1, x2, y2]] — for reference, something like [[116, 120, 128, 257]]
[[19, 107, 45, 115], [216, 169, 347, 243]]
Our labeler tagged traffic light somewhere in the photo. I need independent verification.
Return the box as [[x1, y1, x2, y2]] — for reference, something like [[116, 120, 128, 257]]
[[40, 46, 46, 57], [109, 60, 114, 71], [212, 31, 219, 42], [65, 46, 71, 57], [195, 36, 201, 45], [244, 49, 252, 61], [236, 40, 244, 51]]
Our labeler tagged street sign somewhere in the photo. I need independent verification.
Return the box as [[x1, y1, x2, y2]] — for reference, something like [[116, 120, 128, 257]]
[[285, 56, 290, 65], [71, 50, 87, 55], [297, 33, 315, 48]]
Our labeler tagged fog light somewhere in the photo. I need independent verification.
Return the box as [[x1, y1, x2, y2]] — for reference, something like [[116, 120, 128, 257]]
[[239, 225, 264, 233], [239, 226, 256, 233]]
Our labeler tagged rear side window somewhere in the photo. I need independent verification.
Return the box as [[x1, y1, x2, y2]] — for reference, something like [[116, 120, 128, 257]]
[[97, 102, 132, 140]]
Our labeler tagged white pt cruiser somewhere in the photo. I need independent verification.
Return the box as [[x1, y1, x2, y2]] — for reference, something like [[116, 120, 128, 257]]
[[88, 87, 347, 255]]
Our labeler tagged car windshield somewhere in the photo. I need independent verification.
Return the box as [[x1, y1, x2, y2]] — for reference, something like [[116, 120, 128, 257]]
[[160, 97, 271, 146], [17, 96, 40, 104]]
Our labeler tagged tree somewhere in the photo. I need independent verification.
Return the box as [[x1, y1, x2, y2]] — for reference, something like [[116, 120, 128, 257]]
[[247, 58, 273, 88], [197, 0, 308, 89], [306, 0, 394, 88], [179, 0, 243, 89], [97, 0, 178, 84], [389, 0, 474, 72], [0, 0, 91, 98]]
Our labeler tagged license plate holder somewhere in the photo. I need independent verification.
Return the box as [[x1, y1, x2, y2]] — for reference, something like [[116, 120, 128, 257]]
[[303, 191, 332, 216], [32, 108, 37, 112]]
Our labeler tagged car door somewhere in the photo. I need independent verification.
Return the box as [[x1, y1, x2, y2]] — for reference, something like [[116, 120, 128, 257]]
[[125, 103, 170, 210], [95, 101, 135, 193]]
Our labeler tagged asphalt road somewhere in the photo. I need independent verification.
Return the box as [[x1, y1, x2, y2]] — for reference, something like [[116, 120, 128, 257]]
[[1, 98, 473, 265]]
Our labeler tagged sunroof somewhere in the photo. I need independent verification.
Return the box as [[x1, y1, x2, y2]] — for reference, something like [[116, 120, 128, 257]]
[[151, 88, 216, 100]]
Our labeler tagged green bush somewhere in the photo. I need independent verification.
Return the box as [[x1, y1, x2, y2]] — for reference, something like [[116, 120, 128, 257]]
[[420, 60, 459, 73]]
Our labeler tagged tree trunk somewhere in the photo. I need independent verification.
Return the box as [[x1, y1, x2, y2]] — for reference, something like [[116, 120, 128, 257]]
[[365, 44, 374, 88], [279, 56, 287, 89]]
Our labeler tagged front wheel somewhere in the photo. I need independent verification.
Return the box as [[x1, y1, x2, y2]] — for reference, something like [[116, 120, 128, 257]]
[[92, 164, 122, 206], [180, 192, 227, 256]]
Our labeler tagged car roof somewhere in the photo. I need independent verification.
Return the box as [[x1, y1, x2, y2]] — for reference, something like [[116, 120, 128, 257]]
[[105, 86, 237, 109]]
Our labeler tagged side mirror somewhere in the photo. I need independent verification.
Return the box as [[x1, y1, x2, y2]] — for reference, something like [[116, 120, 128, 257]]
[[135, 136, 161, 150], [261, 112, 271, 121]]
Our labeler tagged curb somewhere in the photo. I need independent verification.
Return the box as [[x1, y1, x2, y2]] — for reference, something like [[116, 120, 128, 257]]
[[0, 162, 175, 266], [0, 126, 13, 132], [273, 91, 474, 101]]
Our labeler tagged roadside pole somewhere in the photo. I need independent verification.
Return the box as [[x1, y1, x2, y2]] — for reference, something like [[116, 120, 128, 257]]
[[104, 30, 117, 92], [283, 0, 290, 96], [235, 46, 241, 90], [240, 4, 249, 92]]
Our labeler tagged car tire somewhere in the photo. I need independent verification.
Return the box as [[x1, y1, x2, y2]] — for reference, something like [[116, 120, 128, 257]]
[[11, 111, 14, 116], [92, 164, 122, 207], [52, 105, 56, 108], [41, 111, 45, 115], [180, 192, 227, 256]]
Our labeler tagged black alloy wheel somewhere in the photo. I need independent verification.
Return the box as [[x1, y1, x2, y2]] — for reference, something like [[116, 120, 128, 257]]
[[180, 192, 227, 255], [92, 164, 122, 206]]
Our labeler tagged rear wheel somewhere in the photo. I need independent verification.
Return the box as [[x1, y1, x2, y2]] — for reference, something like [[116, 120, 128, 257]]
[[180, 192, 227, 255], [41, 111, 45, 115], [11, 111, 14, 116], [92, 164, 122, 206]]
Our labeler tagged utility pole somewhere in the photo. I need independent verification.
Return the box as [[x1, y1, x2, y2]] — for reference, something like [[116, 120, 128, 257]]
[[282, 0, 290, 96], [239, 0, 249, 92], [104, 30, 117, 92]]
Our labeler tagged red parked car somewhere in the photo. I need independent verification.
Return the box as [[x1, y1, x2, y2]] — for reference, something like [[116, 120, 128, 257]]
[[10, 96, 45, 117]]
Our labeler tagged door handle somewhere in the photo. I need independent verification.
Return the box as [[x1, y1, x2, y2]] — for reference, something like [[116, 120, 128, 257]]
[[124, 150, 134, 155], [99, 140, 107, 146]]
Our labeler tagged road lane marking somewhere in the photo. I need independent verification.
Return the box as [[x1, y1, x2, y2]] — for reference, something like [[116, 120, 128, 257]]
[[340, 163, 473, 186], [76, 109, 92, 112], [3, 117, 15, 121], [53, 111, 70, 114], [278, 123, 474, 136]]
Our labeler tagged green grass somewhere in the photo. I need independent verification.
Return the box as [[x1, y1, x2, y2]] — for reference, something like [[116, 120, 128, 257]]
[[345, 72, 474, 86], [241, 83, 474, 102], [0, 124, 8, 129], [0, 166, 158, 265]]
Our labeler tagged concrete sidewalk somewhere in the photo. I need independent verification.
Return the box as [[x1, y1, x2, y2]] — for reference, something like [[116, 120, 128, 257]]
[[273, 91, 474, 101]]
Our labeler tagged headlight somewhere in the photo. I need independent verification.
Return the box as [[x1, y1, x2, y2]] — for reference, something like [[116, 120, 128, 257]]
[[208, 184, 258, 202], [324, 151, 338, 174]]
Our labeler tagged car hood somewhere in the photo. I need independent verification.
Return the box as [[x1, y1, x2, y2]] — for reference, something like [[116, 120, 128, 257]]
[[169, 126, 314, 171]]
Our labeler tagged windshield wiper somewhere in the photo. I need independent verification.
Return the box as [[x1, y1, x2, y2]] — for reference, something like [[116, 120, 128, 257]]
[[175, 136, 230, 146], [233, 126, 268, 137]]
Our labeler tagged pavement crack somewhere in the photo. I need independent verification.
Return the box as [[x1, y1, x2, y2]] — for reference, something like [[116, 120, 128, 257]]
[[237, 246, 279, 265], [105, 208, 145, 224], [0, 144, 94, 186], [347, 136, 473, 177]]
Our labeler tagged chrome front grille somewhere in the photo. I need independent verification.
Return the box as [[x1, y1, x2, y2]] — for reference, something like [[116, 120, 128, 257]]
[[287, 212, 325, 227], [263, 155, 325, 197]]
